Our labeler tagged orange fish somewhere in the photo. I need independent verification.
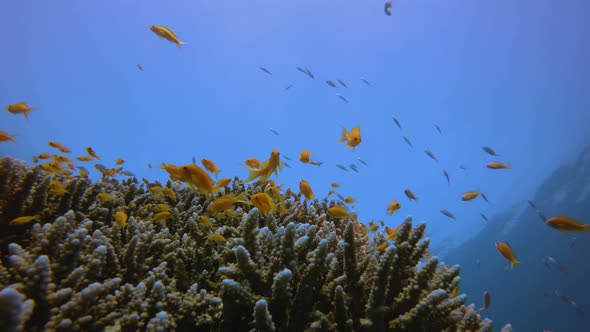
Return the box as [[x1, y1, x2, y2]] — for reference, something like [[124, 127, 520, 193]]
[[152, 211, 171, 222], [160, 163, 184, 181], [251, 192, 276, 216], [331, 183, 340, 188], [215, 177, 232, 188], [9, 215, 39, 226], [201, 159, 221, 177], [299, 149, 312, 163], [244, 158, 261, 169], [0, 131, 17, 143], [404, 189, 418, 202], [338, 125, 362, 149], [207, 192, 248, 214], [344, 196, 356, 204], [150, 25, 185, 47], [545, 215, 590, 233], [182, 164, 220, 195], [487, 162, 510, 169], [49, 141, 70, 153], [244, 149, 283, 183], [385, 223, 404, 240], [116, 158, 125, 165], [327, 205, 355, 219], [299, 179, 314, 200], [386, 200, 401, 215], [86, 147, 100, 160], [6, 102, 36, 120], [461, 191, 481, 201], [495, 242, 520, 269], [76, 156, 92, 162]]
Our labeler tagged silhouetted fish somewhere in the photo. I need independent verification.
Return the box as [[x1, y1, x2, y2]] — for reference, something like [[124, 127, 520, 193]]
[[481, 193, 489, 203], [402, 136, 413, 147], [137, 64, 144, 71], [336, 164, 349, 171], [360, 77, 371, 86], [480, 213, 489, 222], [384, 1, 392, 16], [336, 93, 348, 103], [269, 128, 280, 136], [392, 117, 402, 130], [482, 146, 499, 156], [357, 157, 368, 166], [337, 79, 347, 88], [284, 84, 293, 91], [424, 149, 438, 162], [443, 169, 450, 185], [349, 164, 359, 173], [434, 124, 442, 134], [305, 68, 315, 78], [326, 80, 338, 88], [260, 67, 272, 75], [440, 209, 456, 220], [309, 160, 324, 166]]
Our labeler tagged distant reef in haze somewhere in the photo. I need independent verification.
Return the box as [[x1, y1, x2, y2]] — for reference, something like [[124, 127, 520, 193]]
[[445, 145, 590, 332]]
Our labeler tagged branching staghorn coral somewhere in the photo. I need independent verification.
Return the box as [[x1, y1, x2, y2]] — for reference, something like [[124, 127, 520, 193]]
[[0, 157, 494, 331]]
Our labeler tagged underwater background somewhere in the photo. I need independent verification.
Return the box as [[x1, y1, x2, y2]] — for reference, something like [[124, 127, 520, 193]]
[[1, 0, 590, 331]]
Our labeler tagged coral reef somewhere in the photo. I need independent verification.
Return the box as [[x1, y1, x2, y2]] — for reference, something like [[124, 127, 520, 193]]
[[0, 157, 493, 331]]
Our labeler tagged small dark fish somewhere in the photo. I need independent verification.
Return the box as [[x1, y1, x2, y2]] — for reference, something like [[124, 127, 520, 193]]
[[326, 80, 338, 88], [121, 171, 135, 177], [392, 117, 402, 130], [269, 128, 280, 136], [443, 169, 450, 185], [337, 79, 347, 88], [480, 213, 489, 222], [309, 160, 324, 166], [527, 200, 547, 222], [282, 155, 292, 161], [336, 93, 348, 103], [192, 156, 196, 165], [137, 64, 144, 71], [260, 67, 272, 75], [283, 162, 291, 168], [481, 193, 489, 203], [76, 166, 88, 172], [337, 193, 346, 201], [434, 124, 442, 135], [360, 77, 371, 86], [384, 1, 392, 16], [357, 157, 368, 166], [482, 146, 499, 156], [94, 164, 107, 172], [402, 136, 413, 147], [424, 149, 438, 162], [459, 164, 469, 170], [478, 291, 490, 312], [336, 164, 349, 171], [284, 84, 293, 91], [296, 66, 307, 75], [440, 209, 456, 220], [543, 256, 567, 273], [305, 68, 315, 79], [349, 164, 359, 173]]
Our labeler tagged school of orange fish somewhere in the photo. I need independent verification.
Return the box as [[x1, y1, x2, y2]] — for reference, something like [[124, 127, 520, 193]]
[[1, 17, 588, 330]]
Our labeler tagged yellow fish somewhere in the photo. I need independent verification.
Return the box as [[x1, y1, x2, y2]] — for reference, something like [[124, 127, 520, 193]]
[[152, 211, 172, 222], [386, 200, 401, 215], [487, 162, 511, 169], [97, 193, 115, 202], [299, 179, 314, 200], [299, 149, 312, 163], [113, 211, 128, 228], [6, 102, 36, 120], [461, 191, 481, 201], [48, 141, 70, 153], [495, 242, 520, 269], [244, 149, 283, 183], [251, 192, 276, 216], [0, 131, 17, 143], [201, 159, 221, 178], [216, 177, 232, 188], [150, 25, 185, 47], [116, 158, 125, 165], [86, 146, 100, 160], [208, 233, 227, 244], [207, 192, 248, 214], [328, 205, 354, 219], [49, 180, 68, 196], [338, 125, 362, 150], [181, 164, 220, 195], [9, 215, 39, 226], [545, 215, 590, 233]]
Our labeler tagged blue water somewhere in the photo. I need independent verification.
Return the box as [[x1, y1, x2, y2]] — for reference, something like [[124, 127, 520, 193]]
[[1, 1, 589, 330]]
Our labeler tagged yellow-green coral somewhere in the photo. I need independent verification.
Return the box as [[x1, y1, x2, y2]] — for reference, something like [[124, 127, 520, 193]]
[[0, 157, 493, 331]]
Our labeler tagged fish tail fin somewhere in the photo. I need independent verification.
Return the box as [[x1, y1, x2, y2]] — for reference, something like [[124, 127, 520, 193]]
[[511, 260, 521, 269], [177, 41, 185, 48], [338, 126, 349, 143], [584, 224, 590, 233]]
